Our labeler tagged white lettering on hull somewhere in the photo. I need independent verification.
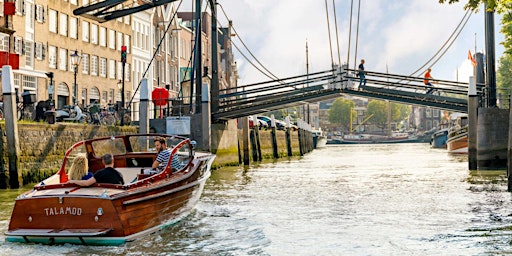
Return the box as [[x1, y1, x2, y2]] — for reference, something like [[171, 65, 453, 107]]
[[44, 207, 82, 216]]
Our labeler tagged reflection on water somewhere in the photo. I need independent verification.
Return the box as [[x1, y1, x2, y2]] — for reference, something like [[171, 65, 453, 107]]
[[1, 144, 512, 255]]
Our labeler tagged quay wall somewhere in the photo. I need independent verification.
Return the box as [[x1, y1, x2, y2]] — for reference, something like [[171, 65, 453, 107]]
[[477, 108, 509, 169], [0, 123, 137, 185]]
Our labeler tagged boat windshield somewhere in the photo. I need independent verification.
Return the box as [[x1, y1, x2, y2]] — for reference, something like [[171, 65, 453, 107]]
[[91, 137, 127, 156], [128, 135, 185, 153]]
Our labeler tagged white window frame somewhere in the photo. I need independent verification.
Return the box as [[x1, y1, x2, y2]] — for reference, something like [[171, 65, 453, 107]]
[[91, 55, 98, 76], [108, 29, 115, 49], [109, 59, 115, 79], [82, 21, 89, 42], [99, 27, 106, 47], [35, 42, 43, 60], [24, 40, 33, 68], [49, 9, 57, 33], [99, 57, 106, 77], [69, 17, 78, 39], [49, 45, 57, 69], [91, 24, 98, 44], [58, 48, 68, 71], [0, 33, 9, 51], [81, 53, 89, 74], [59, 13, 68, 37], [117, 32, 122, 50], [35, 5, 45, 23]]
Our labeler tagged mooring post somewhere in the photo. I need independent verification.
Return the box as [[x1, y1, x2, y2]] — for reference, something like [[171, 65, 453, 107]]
[[271, 114, 278, 159], [297, 119, 304, 156], [139, 78, 149, 134], [468, 76, 478, 171], [250, 128, 257, 162], [242, 116, 250, 165], [2, 66, 21, 188], [255, 123, 262, 161], [201, 83, 211, 151], [285, 116, 293, 157]]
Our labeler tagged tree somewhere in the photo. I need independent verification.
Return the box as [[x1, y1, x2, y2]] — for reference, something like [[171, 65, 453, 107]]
[[497, 53, 512, 108], [367, 100, 389, 130], [328, 98, 355, 131], [367, 100, 411, 131], [438, 0, 512, 54]]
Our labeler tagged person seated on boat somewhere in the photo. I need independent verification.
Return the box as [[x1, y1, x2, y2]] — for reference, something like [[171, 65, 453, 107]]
[[67, 153, 124, 186], [144, 137, 181, 175], [67, 154, 93, 180]]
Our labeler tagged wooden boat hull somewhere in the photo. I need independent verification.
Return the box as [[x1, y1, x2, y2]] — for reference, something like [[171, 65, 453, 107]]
[[6, 134, 215, 245], [6, 159, 211, 245], [447, 127, 468, 154]]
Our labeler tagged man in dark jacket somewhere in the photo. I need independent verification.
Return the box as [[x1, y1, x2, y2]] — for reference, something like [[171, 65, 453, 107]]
[[67, 153, 124, 186]]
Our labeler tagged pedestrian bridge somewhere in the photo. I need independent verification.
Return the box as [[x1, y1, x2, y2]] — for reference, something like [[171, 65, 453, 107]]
[[212, 67, 477, 121]]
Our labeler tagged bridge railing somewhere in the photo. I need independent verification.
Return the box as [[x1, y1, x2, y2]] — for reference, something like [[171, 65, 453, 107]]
[[215, 69, 338, 110], [345, 68, 483, 98]]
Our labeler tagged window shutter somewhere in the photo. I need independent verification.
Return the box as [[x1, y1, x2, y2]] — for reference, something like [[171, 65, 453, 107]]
[[42, 44, 46, 59]]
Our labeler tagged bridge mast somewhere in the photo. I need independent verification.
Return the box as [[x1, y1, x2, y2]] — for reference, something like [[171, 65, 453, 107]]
[[484, 3, 496, 107]]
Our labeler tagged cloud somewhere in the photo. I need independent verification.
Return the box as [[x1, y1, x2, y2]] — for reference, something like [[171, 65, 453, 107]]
[[181, 0, 504, 85]]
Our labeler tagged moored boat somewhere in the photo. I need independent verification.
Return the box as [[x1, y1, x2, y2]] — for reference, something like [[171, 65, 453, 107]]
[[312, 128, 327, 148], [446, 114, 468, 154], [430, 128, 449, 148], [5, 134, 215, 245]]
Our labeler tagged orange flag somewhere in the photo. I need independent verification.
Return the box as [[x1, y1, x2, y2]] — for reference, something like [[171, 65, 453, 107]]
[[468, 50, 477, 67]]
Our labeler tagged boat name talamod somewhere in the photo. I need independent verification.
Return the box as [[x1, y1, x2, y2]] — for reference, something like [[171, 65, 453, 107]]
[[44, 207, 82, 216]]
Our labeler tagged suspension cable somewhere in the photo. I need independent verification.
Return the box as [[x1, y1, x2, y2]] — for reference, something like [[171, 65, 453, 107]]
[[324, 0, 335, 67], [353, 0, 361, 70], [346, 0, 354, 65], [408, 10, 472, 77], [331, 0, 342, 66], [127, 0, 185, 107], [217, 4, 283, 82]]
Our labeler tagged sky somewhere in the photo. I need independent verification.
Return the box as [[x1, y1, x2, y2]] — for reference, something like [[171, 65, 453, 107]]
[[181, 0, 505, 86]]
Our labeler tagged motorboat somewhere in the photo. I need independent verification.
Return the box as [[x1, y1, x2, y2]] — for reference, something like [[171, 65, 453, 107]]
[[5, 133, 215, 245], [430, 128, 449, 148], [312, 128, 327, 148], [446, 113, 468, 154]]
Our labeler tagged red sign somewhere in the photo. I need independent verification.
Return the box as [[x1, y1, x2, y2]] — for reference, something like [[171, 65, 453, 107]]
[[0, 51, 19, 69], [4, 2, 15, 16], [152, 87, 169, 106]]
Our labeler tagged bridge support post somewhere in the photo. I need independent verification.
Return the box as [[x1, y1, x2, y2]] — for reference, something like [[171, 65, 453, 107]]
[[2, 65, 21, 188], [468, 77, 478, 170]]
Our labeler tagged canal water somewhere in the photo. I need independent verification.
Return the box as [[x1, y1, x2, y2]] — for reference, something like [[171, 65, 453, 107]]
[[1, 143, 512, 255]]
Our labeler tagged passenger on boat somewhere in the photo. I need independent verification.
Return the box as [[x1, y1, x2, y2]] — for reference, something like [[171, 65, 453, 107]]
[[144, 137, 180, 174], [67, 153, 124, 186], [67, 154, 93, 180]]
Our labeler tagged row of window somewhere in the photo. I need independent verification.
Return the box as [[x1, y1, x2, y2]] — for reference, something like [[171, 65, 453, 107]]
[[48, 9, 131, 52], [47, 46, 131, 81]]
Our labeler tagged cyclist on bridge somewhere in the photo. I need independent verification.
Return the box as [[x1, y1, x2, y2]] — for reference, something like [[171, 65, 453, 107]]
[[424, 68, 435, 94]]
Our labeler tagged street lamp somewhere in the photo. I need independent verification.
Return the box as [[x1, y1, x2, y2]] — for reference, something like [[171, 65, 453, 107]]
[[70, 50, 81, 106]]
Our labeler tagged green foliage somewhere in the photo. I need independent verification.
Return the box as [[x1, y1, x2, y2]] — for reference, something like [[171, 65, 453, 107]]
[[327, 98, 355, 131], [438, 0, 512, 54], [367, 100, 389, 129], [497, 53, 512, 107], [367, 100, 411, 130]]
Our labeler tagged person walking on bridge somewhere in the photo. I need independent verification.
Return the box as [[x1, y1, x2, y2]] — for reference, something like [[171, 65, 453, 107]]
[[424, 68, 435, 94], [358, 59, 366, 90]]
